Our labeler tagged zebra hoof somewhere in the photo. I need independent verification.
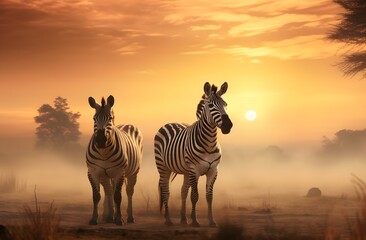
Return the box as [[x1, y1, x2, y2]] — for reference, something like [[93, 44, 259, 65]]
[[190, 221, 201, 227], [165, 220, 174, 226], [89, 219, 97, 225], [127, 217, 135, 224], [180, 219, 188, 225], [209, 221, 217, 228], [115, 218, 124, 226]]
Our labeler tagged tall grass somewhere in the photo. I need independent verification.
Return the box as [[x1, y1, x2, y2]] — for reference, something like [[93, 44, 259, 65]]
[[326, 174, 366, 240], [0, 173, 27, 193], [349, 174, 366, 240], [8, 185, 60, 240]]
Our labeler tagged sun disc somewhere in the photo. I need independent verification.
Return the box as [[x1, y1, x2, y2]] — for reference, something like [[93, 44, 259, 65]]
[[245, 110, 257, 121]]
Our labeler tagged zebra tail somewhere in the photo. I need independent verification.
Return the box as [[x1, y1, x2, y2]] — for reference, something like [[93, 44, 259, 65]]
[[158, 184, 163, 214], [171, 173, 178, 182]]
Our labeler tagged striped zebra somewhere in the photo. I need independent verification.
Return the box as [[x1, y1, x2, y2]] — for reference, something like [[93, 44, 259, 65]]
[[154, 82, 233, 227], [86, 95, 143, 225]]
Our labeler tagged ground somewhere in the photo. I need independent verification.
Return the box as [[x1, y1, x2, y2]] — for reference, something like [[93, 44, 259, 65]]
[[0, 190, 359, 240]]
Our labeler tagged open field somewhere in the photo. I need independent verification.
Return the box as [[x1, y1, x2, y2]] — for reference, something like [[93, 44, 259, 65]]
[[0, 151, 365, 239], [0, 187, 361, 239]]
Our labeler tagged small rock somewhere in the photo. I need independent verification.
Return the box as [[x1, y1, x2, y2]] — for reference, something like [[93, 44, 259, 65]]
[[307, 187, 322, 197]]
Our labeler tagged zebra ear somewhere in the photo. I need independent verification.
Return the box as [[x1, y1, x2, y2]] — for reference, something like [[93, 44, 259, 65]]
[[107, 95, 114, 107], [217, 82, 228, 96], [88, 97, 97, 109], [204, 82, 211, 97]]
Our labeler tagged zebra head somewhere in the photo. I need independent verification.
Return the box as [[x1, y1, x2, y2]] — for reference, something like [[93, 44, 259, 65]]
[[88, 95, 115, 148], [202, 82, 233, 134]]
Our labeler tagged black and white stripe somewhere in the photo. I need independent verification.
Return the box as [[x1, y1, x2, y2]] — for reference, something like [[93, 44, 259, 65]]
[[154, 82, 233, 227], [86, 95, 143, 225]]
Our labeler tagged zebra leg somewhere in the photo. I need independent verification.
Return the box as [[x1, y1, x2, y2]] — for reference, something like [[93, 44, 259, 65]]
[[189, 173, 200, 227], [180, 174, 190, 225], [88, 172, 101, 225], [206, 168, 218, 227], [101, 177, 114, 223], [126, 173, 137, 223], [158, 169, 173, 226], [113, 176, 125, 225]]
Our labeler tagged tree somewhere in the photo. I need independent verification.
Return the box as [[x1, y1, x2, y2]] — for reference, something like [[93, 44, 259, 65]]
[[327, 0, 366, 78], [34, 97, 81, 150], [320, 129, 366, 159]]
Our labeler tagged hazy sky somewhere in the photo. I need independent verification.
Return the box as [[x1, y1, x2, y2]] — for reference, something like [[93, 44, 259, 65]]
[[1, 0, 365, 151]]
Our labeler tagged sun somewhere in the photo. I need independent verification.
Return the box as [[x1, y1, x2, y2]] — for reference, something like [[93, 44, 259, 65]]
[[245, 110, 257, 121]]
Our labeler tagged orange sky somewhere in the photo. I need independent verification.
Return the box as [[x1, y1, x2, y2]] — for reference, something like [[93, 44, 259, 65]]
[[1, 0, 365, 151]]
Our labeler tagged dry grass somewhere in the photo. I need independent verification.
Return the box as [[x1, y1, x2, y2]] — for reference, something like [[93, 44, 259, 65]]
[[7, 186, 60, 240], [325, 174, 366, 240], [260, 192, 277, 213], [0, 173, 27, 193], [348, 174, 366, 240]]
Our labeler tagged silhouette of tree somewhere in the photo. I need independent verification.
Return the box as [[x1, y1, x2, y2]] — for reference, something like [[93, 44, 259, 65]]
[[321, 129, 366, 158], [328, 0, 366, 78], [34, 97, 81, 150]]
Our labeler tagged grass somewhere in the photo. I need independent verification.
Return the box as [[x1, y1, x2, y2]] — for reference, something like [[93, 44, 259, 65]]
[[324, 174, 366, 240], [348, 174, 366, 240], [0, 173, 27, 193], [7, 185, 60, 240], [3, 176, 366, 240], [260, 192, 277, 213], [140, 188, 152, 213]]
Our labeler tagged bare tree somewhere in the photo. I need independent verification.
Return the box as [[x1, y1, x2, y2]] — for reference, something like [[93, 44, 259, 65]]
[[328, 0, 366, 78], [34, 97, 81, 150]]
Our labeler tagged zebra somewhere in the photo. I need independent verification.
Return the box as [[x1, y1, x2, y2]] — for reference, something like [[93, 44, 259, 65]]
[[86, 95, 143, 225], [154, 82, 233, 227]]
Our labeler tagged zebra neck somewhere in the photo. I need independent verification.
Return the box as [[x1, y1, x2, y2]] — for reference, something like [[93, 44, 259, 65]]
[[196, 114, 218, 149]]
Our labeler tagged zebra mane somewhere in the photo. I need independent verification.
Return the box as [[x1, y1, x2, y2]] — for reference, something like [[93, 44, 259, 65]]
[[196, 97, 205, 119], [196, 84, 218, 119], [101, 97, 106, 107]]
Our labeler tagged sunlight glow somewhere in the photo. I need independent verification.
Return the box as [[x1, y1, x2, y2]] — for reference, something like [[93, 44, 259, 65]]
[[245, 110, 257, 121]]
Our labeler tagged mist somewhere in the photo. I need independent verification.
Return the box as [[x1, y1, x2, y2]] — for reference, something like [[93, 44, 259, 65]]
[[1, 136, 364, 210]]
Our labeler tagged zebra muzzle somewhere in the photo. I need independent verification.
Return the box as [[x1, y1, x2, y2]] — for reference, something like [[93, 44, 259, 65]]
[[220, 114, 233, 134], [95, 129, 107, 148]]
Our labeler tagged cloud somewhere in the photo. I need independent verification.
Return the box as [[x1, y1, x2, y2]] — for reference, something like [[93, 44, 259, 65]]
[[180, 50, 210, 55], [0, 0, 341, 61], [229, 13, 335, 37], [190, 24, 221, 31], [222, 35, 341, 60], [250, 59, 262, 64], [224, 46, 272, 57], [0, 0, 168, 56], [164, 13, 187, 25], [115, 42, 144, 55]]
